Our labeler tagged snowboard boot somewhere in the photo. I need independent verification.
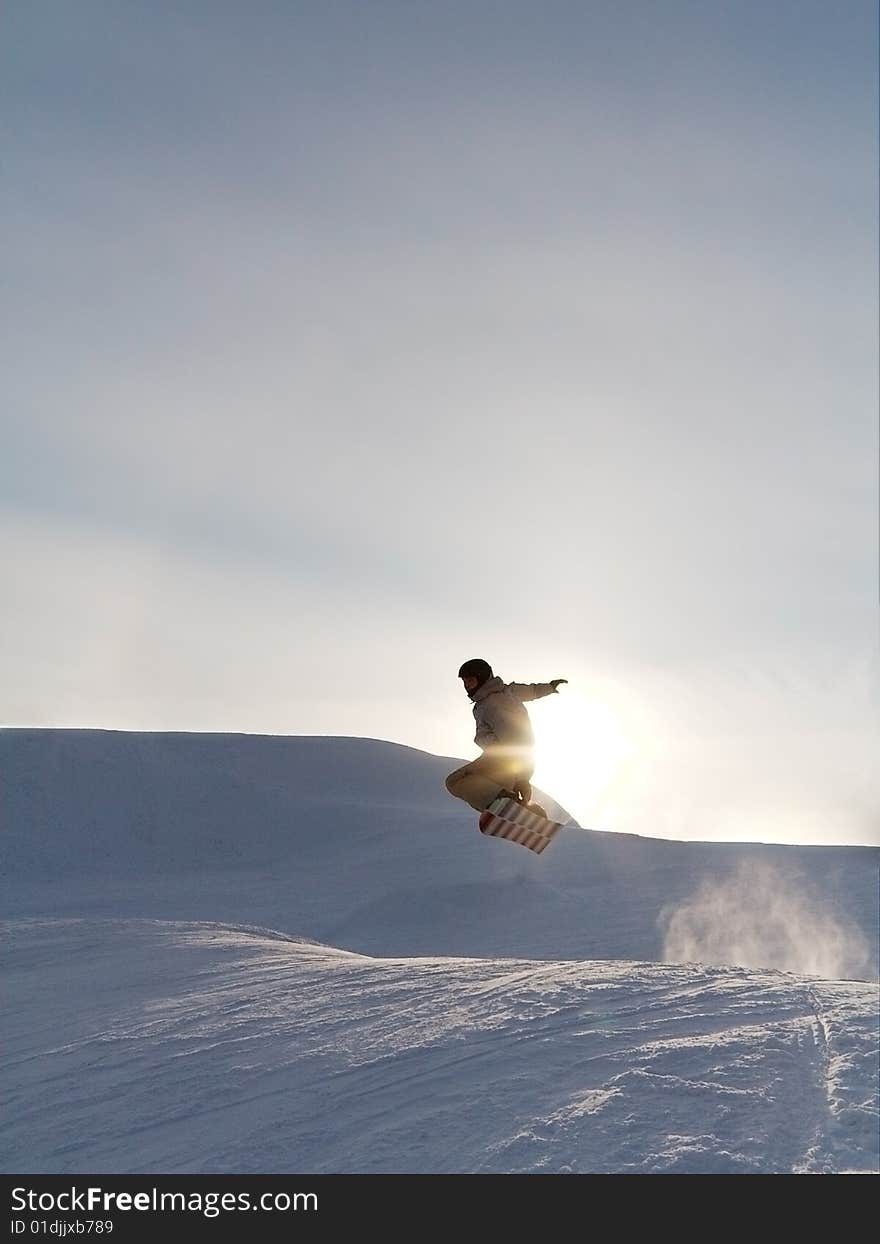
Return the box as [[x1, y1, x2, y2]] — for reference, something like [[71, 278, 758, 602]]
[[479, 790, 518, 832]]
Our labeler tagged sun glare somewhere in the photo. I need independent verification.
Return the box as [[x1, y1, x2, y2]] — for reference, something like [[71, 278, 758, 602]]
[[530, 688, 639, 829]]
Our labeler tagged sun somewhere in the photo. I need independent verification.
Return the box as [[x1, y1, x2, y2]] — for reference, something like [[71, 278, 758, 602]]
[[530, 687, 638, 828]]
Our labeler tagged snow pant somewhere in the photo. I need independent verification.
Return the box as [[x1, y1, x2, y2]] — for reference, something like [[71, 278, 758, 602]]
[[445, 752, 534, 813]]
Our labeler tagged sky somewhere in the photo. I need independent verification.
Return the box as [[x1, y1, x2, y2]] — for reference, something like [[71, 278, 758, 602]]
[[4, 730, 879, 1175], [2, 1, 878, 845]]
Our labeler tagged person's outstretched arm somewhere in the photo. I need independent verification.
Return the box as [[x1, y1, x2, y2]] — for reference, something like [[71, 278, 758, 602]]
[[508, 679, 567, 702]]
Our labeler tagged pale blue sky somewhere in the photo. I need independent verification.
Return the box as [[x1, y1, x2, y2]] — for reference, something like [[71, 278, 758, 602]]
[[3, 1, 877, 844]]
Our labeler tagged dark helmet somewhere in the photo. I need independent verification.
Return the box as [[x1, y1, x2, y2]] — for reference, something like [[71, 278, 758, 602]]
[[458, 658, 493, 688]]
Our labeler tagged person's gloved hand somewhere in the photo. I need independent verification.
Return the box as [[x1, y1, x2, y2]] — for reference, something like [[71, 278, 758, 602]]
[[551, 679, 568, 692]]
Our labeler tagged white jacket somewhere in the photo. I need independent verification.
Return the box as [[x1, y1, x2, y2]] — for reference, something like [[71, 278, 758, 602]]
[[470, 676, 557, 758]]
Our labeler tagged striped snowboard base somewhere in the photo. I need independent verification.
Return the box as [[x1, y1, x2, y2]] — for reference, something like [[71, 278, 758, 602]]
[[478, 795, 565, 855]]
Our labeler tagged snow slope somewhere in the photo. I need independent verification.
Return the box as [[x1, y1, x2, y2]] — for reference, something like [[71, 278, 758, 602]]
[[2, 729, 876, 975], [5, 919, 877, 1175], [2, 729, 878, 1174]]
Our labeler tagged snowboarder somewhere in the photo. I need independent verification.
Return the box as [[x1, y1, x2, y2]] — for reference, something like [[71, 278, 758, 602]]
[[445, 659, 567, 818]]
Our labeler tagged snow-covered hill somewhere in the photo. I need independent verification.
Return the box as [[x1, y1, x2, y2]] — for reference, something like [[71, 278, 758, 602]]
[[5, 919, 877, 1174], [2, 729, 876, 975], [2, 730, 878, 1174]]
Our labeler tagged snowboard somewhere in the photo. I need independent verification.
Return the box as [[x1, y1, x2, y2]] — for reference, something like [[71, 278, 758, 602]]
[[478, 794, 565, 855]]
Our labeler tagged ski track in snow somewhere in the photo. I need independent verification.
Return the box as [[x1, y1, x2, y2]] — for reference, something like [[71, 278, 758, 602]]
[[3, 918, 877, 1175]]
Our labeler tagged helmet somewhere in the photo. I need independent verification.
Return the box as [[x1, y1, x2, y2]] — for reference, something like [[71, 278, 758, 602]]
[[458, 658, 493, 687]]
